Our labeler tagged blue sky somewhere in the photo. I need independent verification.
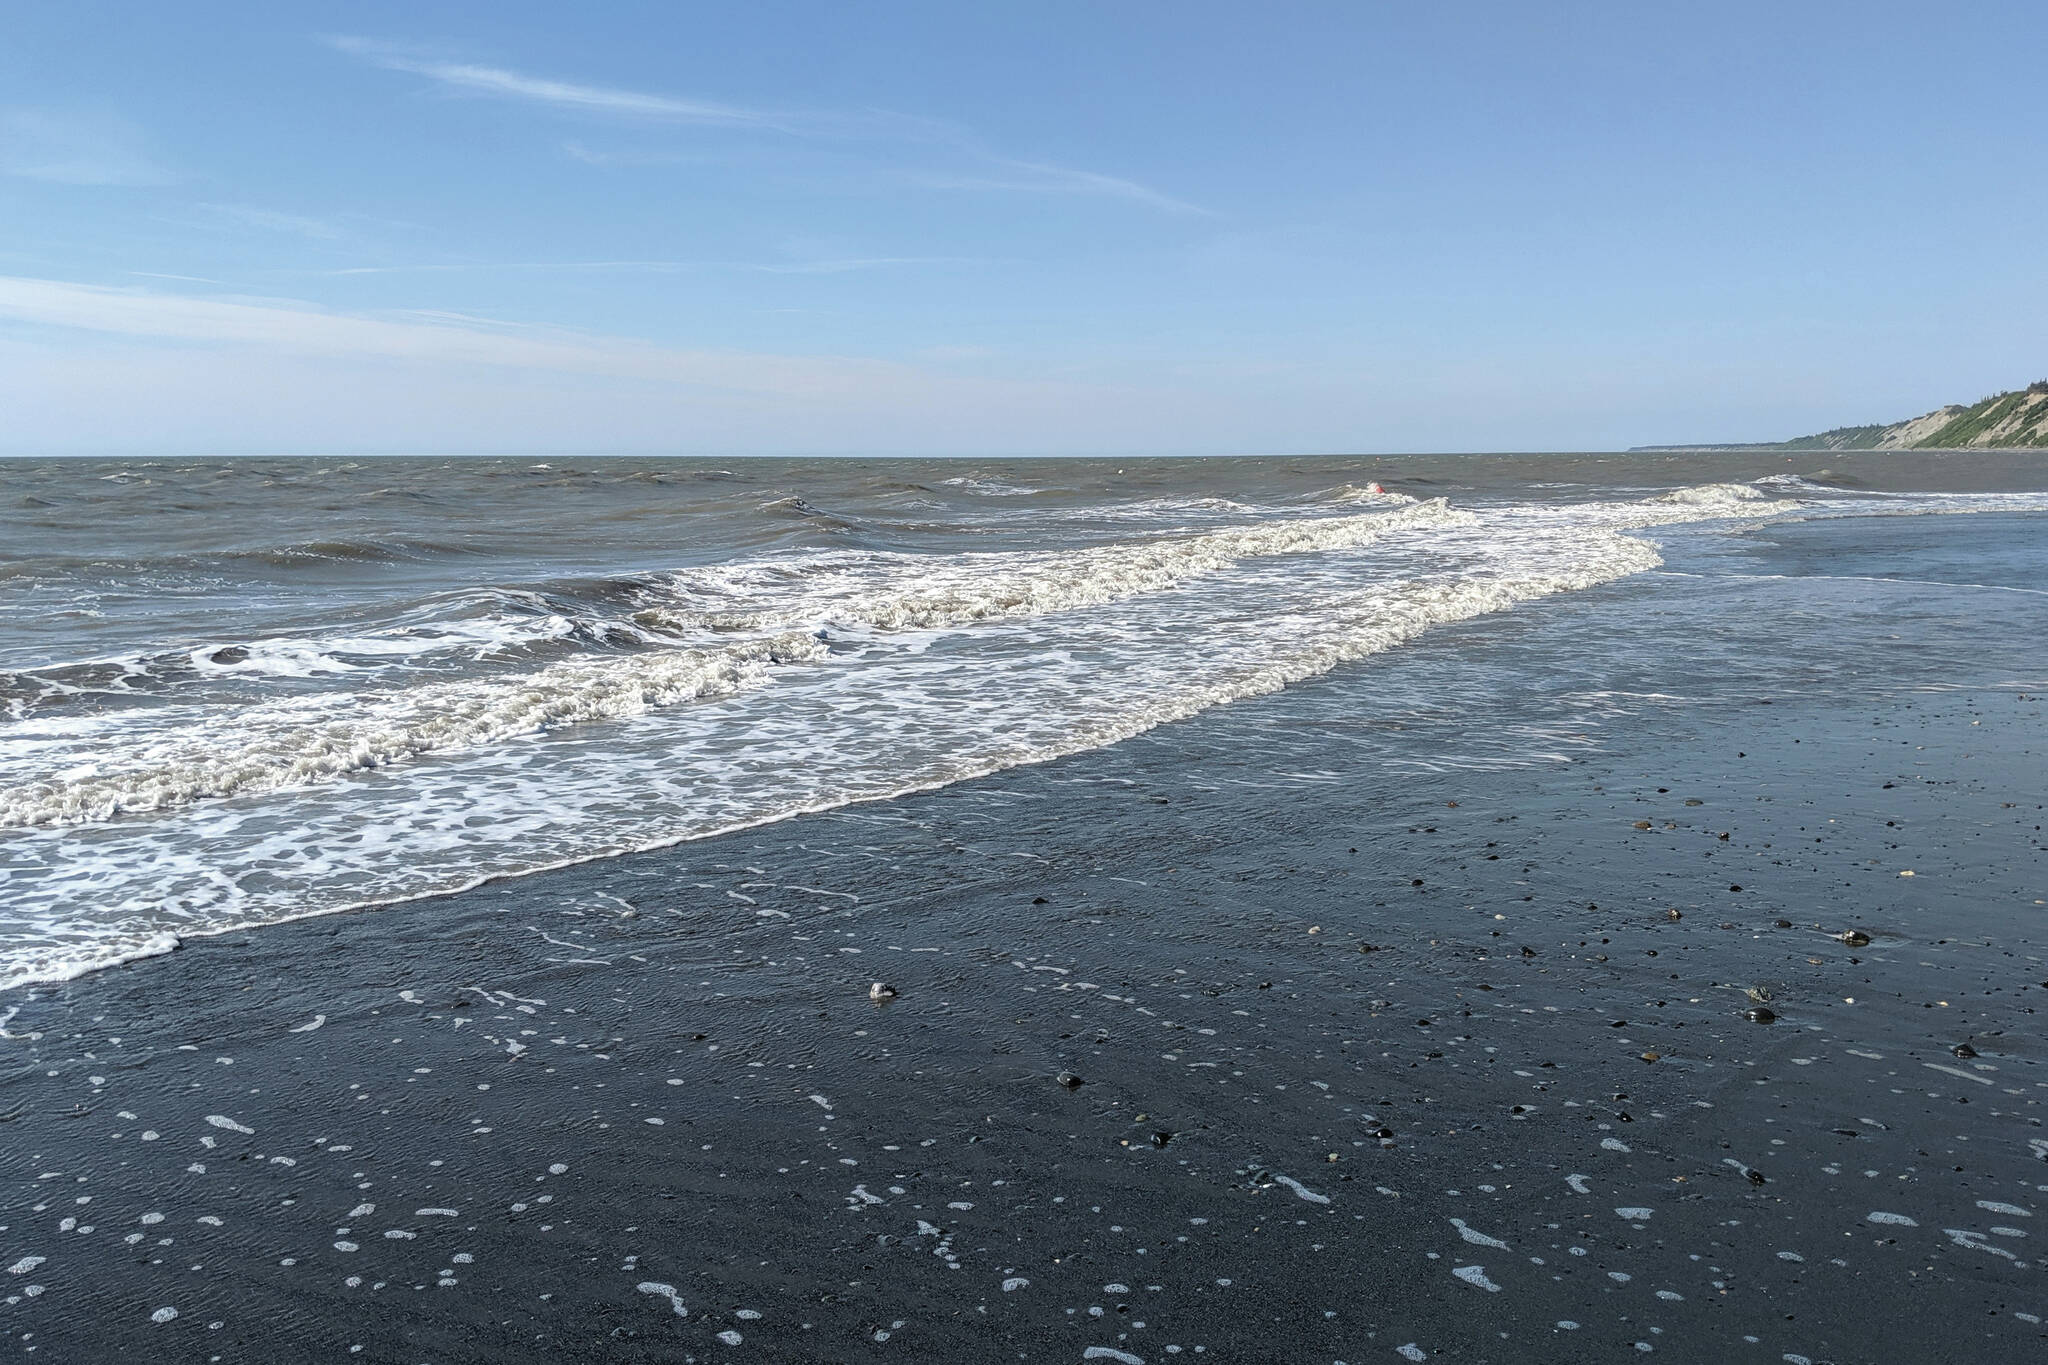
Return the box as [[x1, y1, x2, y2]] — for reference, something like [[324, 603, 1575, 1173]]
[[4, 1, 2046, 455]]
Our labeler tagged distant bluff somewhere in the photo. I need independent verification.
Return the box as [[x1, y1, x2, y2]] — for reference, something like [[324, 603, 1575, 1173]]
[[1637, 380, 2048, 451]]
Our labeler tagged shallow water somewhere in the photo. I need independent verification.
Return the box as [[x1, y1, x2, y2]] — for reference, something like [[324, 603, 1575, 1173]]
[[4, 452, 2045, 988]]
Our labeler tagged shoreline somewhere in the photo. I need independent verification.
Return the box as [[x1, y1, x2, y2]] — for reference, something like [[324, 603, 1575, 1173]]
[[5, 543, 2045, 1362], [11, 457, 2048, 999]]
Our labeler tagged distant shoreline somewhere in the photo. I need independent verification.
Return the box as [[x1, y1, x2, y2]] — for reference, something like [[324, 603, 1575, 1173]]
[[1631, 442, 2048, 452]]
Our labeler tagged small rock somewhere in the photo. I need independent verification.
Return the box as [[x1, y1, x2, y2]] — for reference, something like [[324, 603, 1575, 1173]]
[[1633, 821, 1652, 830], [1952, 1043, 1977, 1059], [1836, 931, 1871, 947], [1149, 1131, 1173, 1148], [1773, 919, 1793, 929], [1744, 1007, 1776, 1023], [1640, 1052, 1662, 1063], [1745, 986, 1773, 1003], [1683, 798, 1703, 806], [868, 982, 897, 1001], [1056, 1072, 1084, 1089], [1665, 909, 1682, 921]]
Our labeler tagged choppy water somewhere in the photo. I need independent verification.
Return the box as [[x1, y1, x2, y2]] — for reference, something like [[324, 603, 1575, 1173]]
[[4, 452, 2045, 989]]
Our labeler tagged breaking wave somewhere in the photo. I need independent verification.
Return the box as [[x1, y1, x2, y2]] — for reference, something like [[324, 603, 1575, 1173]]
[[637, 498, 1470, 636], [1, 632, 826, 828]]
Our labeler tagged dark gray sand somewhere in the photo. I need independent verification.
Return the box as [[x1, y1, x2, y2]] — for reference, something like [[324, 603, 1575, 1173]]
[[5, 522, 2046, 1364]]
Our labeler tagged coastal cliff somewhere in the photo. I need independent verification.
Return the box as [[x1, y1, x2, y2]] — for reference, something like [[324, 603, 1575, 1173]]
[[1639, 380, 2048, 451]]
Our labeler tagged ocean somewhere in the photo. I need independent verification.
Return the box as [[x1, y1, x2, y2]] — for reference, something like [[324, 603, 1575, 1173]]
[[6, 451, 2047, 992]]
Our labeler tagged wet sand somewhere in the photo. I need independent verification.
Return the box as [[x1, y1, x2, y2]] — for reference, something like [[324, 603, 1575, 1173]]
[[5, 572, 2047, 1362]]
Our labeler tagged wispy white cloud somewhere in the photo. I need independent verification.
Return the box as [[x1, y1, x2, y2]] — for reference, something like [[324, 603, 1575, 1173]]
[[309, 256, 978, 277], [327, 36, 1201, 213], [326, 37, 882, 137], [0, 107, 171, 186], [0, 273, 1206, 455], [911, 159, 1211, 216], [0, 275, 979, 401], [561, 140, 710, 168], [190, 203, 344, 240]]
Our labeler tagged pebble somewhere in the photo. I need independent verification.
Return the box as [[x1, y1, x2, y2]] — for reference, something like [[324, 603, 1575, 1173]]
[[867, 982, 897, 1001], [1837, 931, 1871, 947], [1057, 1072, 1084, 1089], [1744, 1008, 1776, 1023]]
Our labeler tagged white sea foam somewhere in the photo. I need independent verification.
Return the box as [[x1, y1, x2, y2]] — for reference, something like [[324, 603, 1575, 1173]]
[[1653, 481, 1766, 508], [1, 633, 824, 828], [637, 497, 1470, 637], [6, 475, 2036, 991], [0, 499, 1464, 830]]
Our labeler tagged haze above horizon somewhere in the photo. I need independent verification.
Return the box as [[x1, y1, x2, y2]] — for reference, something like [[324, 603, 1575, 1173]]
[[4, 1, 2045, 457]]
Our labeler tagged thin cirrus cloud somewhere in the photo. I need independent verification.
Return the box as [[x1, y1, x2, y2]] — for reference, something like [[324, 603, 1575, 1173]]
[[326, 35, 1205, 214], [0, 274, 1031, 405], [0, 107, 172, 186], [188, 203, 345, 240], [324, 35, 839, 132], [908, 160, 1209, 215], [311, 256, 982, 277]]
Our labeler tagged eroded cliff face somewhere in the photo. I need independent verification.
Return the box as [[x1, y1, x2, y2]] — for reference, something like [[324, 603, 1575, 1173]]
[[1788, 385, 2048, 449]]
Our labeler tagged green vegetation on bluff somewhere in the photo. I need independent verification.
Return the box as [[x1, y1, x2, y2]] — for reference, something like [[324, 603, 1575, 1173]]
[[1638, 380, 2048, 451], [1773, 380, 2048, 450]]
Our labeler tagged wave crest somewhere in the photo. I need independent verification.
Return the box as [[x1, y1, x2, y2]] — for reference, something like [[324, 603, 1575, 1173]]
[[0, 632, 826, 828]]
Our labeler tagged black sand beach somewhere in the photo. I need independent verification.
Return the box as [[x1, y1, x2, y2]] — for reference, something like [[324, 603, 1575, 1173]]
[[5, 509, 2046, 1364]]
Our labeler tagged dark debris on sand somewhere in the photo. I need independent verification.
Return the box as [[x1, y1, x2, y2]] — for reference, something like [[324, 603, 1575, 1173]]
[[2, 676, 2045, 1364]]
